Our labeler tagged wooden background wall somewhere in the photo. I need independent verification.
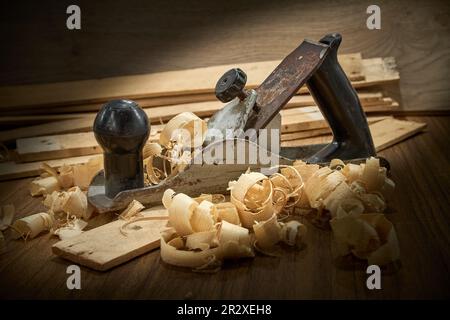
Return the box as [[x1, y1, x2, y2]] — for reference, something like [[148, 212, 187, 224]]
[[0, 0, 448, 111]]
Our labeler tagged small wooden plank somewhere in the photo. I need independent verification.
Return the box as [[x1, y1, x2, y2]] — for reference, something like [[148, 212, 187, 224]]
[[0, 117, 94, 143], [0, 155, 102, 181], [52, 208, 168, 271], [370, 118, 427, 151], [16, 132, 100, 162], [0, 54, 365, 109]]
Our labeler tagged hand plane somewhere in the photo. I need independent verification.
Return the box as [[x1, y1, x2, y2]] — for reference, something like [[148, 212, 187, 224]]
[[88, 33, 386, 213]]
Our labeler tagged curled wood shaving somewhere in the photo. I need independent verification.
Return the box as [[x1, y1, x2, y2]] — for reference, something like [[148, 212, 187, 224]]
[[119, 199, 145, 220], [29, 176, 60, 196], [43, 190, 70, 213], [53, 218, 88, 240], [144, 143, 166, 185], [0, 204, 15, 231], [305, 168, 346, 209], [214, 202, 240, 225], [342, 163, 363, 183], [330, 213, 399, 265], [229, 172, 274, 229], [161, 227, 220, 269], [12, 212, 54, 239], [58, 165, 74, 189], [217, 220, 254, 259], [194, 194, 226, 204], [190, 200, 215, 232], [162, 188, 176, 209], [361, 157, 384, 192], [40, 163, 59, 179], [330, 159, 345, 170], [62, 186, 93, 220], [280, 220, 307, 247], [167, 193, 199, 236], [159, 112, 207, 149], [72, 156, 103, 190], [270, 165, 304, 212], [253, 214, 282, 250], [185, 230, 218, 251]]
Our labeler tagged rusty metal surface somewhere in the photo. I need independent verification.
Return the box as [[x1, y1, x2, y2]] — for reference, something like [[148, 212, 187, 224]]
[[245, 40, 329, 132]]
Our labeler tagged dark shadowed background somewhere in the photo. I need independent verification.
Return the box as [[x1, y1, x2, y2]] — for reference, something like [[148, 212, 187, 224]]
[[0, 0, 449, 111]]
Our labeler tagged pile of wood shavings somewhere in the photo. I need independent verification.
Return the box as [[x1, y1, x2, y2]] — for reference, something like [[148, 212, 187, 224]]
[[145, 157, 399, 272], [12, 157, 102, 241]]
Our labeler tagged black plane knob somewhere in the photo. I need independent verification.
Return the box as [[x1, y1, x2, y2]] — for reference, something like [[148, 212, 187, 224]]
[[215, 68, 248, 103], [94, 99, 150, 198]]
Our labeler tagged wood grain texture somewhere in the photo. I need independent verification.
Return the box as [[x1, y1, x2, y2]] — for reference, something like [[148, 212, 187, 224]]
[[0, 155, 101, 181], [0, 0, 447, 111], [281, 118, 428, 151], [52, 208, 168, 271], [0, 115, 448, 299]]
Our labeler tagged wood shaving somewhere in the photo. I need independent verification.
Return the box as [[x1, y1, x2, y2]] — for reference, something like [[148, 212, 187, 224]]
[[119, 199, 145, 220], [190, 200, 215, 232], [12, 212, 54, 239], [280, 220, 307, 247], [330, 213, 399, 265], [216, 220, 254, 259], [159, 112, 207, 149], [62, 186, 93, 220], [72, 156, 103, 190], [229, 172, 274, 228], [185, 230, 217, 251], [29, 176, 60, 196], [166, 192, 199, 236], [0, 204, 15, 231], [305, 167, 346, 209], [253, 214, 282, 250], [214, 202, 240, 225], [144, 143, 165, 184], [58, 164, 74, 189], [43, 190, 70, 213], [160, 227, 220, 269], [53, 218, 88, 240]]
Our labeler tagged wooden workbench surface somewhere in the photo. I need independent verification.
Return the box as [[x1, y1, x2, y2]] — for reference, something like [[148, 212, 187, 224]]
[[0, 115, 449, 299]]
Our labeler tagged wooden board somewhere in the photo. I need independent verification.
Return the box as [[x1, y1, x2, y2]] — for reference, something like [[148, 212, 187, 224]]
[[281, 118, 427, 152], [52, 208, 168, 271], [0, 117, 94, 143], [0, 91, 390, 127], [0, 155, 102, 181], [370, 118, 428, 151], [16, 132, 101, 162], [0, 54, 364, 109], [0, 54, 400, 112]]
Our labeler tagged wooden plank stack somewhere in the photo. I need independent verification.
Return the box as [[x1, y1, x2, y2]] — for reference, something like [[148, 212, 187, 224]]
[[0, 53, 426, 181]]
